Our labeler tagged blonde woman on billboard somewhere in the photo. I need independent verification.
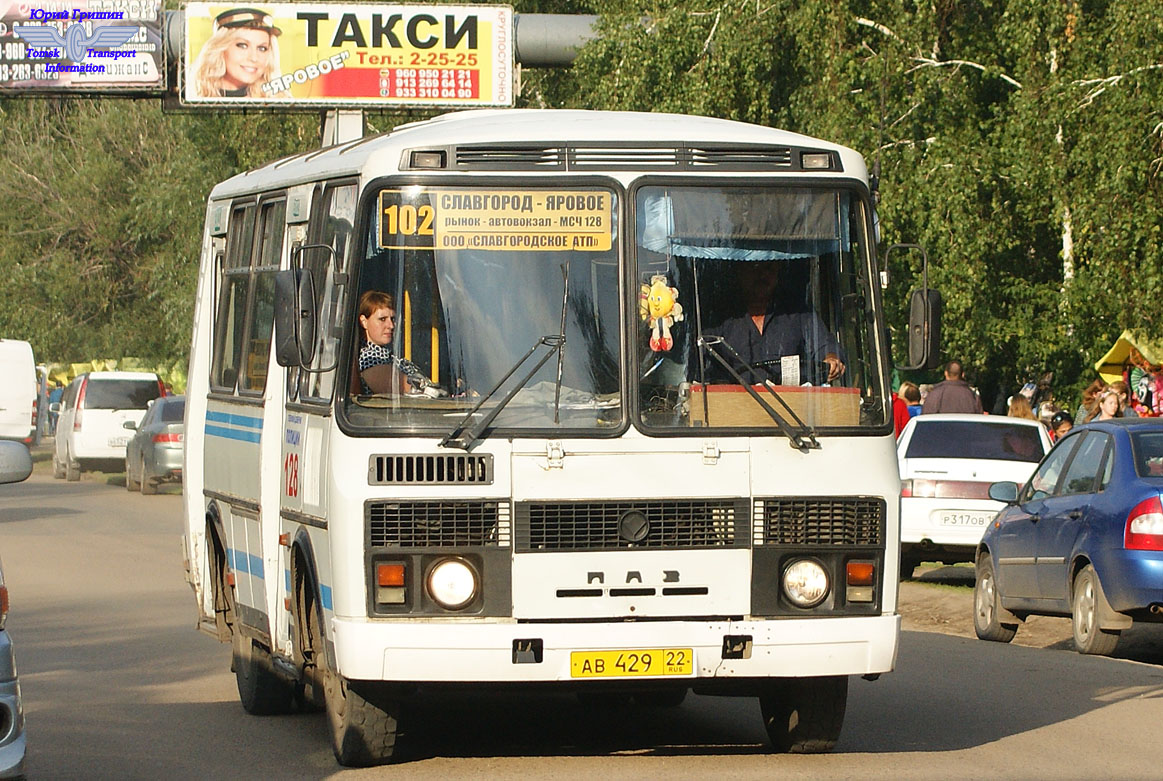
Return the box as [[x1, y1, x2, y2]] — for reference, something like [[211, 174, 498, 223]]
[[191, 8, 286, 98]]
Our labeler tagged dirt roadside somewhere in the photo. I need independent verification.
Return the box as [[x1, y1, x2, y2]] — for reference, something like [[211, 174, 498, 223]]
[[900, 565, 1163, 664]]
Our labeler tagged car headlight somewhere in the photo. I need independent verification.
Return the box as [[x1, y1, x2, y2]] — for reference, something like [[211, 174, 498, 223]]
[[427, 558, 478, 610], [782, 559, 829, 608]]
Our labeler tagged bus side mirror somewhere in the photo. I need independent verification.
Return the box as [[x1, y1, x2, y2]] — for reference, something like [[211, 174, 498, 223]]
[[274, 270, 310, 368], [885, 243, 942, 371], [907, 287, 942, 370]]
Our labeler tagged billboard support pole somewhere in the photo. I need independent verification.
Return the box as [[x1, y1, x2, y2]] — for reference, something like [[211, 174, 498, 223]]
[[321, 109, 365, 146]]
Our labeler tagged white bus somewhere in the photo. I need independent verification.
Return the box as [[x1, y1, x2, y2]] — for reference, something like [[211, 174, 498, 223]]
[[183, 109, 936, 766]]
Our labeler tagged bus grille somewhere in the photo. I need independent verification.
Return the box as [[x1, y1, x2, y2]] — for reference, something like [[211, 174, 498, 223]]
[[515, 499, 748, 551], [755, 497, 884, 546], [367, 500, 510, 548], [368, 453, 493, 485]]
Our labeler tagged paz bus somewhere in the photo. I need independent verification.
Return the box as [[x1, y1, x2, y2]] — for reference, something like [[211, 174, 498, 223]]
[[182, 109, 936, 765]]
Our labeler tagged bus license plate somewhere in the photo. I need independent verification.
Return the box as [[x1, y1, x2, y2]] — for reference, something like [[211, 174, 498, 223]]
[[938, 511, 992, 526], [108, 437, 129, 448], [570, 648, 693, 678]]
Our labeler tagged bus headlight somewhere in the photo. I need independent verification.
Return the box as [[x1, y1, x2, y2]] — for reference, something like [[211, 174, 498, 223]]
[[427, 558, 478, 610], [782, 559, 829, 608]]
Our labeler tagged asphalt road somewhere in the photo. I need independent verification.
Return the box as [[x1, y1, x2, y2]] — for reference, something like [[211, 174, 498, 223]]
[[4, 458, 1163, 779]]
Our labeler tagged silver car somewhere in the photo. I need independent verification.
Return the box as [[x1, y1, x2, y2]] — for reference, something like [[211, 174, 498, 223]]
[[0, 441, 31, 778], [124, 395, 185, 495]]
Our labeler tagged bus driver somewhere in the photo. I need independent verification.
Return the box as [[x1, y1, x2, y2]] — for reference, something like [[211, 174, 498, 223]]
[[706, 260, 845, 386], [353, 290, 431, 396]]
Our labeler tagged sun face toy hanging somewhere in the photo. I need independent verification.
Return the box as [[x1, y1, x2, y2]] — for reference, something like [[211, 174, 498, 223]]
[[639, 274, 684, 352]]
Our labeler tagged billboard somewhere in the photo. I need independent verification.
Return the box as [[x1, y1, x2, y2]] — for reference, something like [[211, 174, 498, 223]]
[[182, 3, 512, 107], [0, 0, 164, 92]]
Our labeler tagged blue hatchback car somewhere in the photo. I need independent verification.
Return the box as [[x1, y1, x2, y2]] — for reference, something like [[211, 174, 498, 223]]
[[974, 418, 1163, 655]]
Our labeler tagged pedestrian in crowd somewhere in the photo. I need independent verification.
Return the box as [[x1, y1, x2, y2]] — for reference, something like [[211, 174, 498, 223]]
[[1049, 410, 1073, 441], [900, 381, 922, 417], [1108, 380, 1139, 417], [1007, 395, 1038, 421], [47, 381, 62, 435], [891, 388, 909, 439], [1075, 378, 1108, 424], [1086, 388, 1122, 422], [1036, 401, 1059, 428], [1128, 348, 1162, 416], [921, 360, 983, 414]]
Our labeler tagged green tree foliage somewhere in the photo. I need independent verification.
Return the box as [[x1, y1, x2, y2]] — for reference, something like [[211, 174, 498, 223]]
[[523, 0, 1163, 405]]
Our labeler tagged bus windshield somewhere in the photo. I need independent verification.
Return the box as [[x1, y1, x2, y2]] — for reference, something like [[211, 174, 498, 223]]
[[633, 184, 885, 431], [345, 184, 622, 433]]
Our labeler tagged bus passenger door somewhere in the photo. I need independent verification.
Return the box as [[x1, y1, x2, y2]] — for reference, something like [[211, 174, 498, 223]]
[[205, 196, 288, 647], [277, 182, 357, 654]]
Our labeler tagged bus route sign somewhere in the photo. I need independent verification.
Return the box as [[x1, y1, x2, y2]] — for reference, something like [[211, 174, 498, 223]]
[[379, 189, 612, 252]]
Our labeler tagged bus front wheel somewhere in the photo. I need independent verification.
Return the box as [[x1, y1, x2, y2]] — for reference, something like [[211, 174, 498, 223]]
[[323, 673, 401, 766], [759, 675, 847, 753]]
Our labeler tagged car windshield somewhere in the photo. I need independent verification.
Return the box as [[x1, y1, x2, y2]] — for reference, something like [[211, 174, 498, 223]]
[[1132, 430, 1163, 478], [905, 420, 1044, 462], [633, 185, 884, 431], [85, 379, 160, 410], [344, 185, 622, 434]]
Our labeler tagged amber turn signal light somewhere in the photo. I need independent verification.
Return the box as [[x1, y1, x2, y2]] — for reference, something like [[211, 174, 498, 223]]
[[846, 561, 875, 586], [377, 563, 406, 587]]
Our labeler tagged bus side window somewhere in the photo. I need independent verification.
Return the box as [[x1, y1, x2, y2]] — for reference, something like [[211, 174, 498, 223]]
[[211, 204, 256, 391], [239, 199, 287, 394], [300, 183, 357, 402]]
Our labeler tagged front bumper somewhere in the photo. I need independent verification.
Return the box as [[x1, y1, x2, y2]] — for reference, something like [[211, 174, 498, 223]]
[[332, 614, 900, 683]]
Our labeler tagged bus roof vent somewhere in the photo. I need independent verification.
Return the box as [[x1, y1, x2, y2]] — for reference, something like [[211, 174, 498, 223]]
[[453, 145, 565, 169], [568, 146, 682, 168], [689, 145, 794, 169], [368, 453, 493, 486]]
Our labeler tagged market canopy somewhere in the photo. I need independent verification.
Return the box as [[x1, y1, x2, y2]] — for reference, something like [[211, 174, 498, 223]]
[[1094, 330, 1163, 383]]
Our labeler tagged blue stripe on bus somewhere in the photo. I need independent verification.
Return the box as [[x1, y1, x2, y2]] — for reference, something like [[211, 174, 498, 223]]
[[284, 569, 331, 612], [226, 548, 264, 579], [205, 411, 264, 429], [205, 424, 262, 443]]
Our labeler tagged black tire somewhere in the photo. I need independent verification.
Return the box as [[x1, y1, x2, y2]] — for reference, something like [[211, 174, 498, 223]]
[[52, 451, 65, 479], [65, 452, 80, 482], [233, 632, 296, 715], [634, 688, 687, 708], [125, 457, 139, 491], [324, 673, 401, 766], [760, 675, 847, 754], [140, 458, 158, 495], [900, 555, 918, 581], [974, 555, 1017, 643], [1072, 565, 1121, 656]]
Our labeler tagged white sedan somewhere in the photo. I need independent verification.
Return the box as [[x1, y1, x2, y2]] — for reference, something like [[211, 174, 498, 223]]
[[897, 413, 1051, 578]]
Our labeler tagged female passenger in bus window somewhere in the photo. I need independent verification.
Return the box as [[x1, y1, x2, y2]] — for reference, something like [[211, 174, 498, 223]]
[[353, 290, 430, 396], [190, 8, 285, 98]]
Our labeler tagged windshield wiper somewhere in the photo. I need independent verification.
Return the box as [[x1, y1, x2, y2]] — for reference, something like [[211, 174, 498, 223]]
[[439, 334, 566, 451], [698, 335, 820, 453]]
